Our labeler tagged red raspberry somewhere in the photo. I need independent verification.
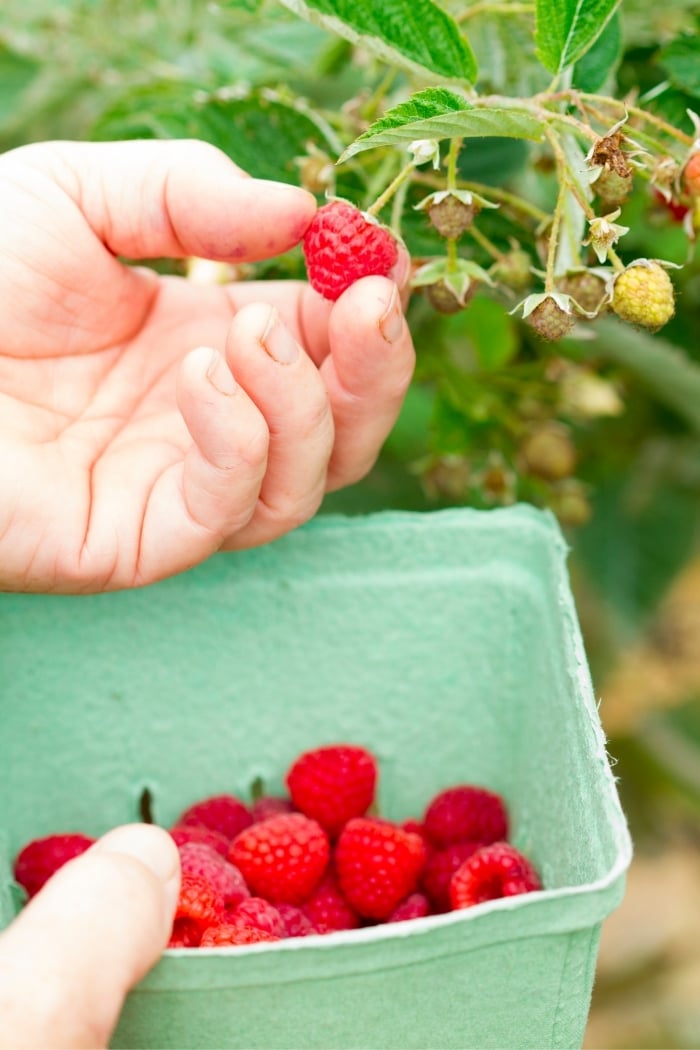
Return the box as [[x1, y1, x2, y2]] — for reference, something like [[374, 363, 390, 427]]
[[168, 918, 202, 948], [277, 903, 316, 938], [251, 796, 294, 823], [683, 152, 700, 197], [286, 744, 378, 837], [14, 833, 95, 898], [388, 892, 431, 923], [335, 818, 427, 921], [423, 785, 508, 848], [178, 794, 252, 841], [303, 200, 398, 301], [450, 842, 541, 909], [177, 843, 249, 908], [301, 872, 359, 934], [170, 824, 230, 857], [229, 813, 329, 905], [200, 922, 281, 947], [421, 841, 485, 912], [174, 873, 225, 934], [231, 897, 286, 937]]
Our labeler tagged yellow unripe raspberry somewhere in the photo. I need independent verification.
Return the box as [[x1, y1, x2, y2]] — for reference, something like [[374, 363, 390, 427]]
[[611, 261, 675, 332]]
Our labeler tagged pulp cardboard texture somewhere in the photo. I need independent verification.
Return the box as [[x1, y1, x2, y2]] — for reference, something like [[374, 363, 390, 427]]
[[0, 507, 631, 1049]]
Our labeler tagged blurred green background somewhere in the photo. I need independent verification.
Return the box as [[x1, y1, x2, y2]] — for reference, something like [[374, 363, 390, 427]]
[[2, 1, 700, 1046]]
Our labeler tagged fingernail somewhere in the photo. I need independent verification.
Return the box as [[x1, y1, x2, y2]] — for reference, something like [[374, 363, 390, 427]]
[[261, 307, 300, 364], [206, 349, 237, 394], [94, 824, 180, 886], [379, 284, 405, 343]]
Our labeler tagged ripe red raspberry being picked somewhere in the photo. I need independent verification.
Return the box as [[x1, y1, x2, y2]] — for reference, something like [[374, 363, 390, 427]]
[[303, 200, 399, 301]]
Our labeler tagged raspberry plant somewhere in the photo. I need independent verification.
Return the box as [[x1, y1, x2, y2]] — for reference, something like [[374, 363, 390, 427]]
[[2, 0, 700, 528]]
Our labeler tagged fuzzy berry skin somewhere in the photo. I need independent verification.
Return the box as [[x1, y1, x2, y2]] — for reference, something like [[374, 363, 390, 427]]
[[229, 813, 330, 905], [178, 794, 252, 841], [300, 872, 359, 934], [277, 903, 316, 938], [424, 785, 508, 848], [178, 843, 250, 908], [387, 892, 431, 923], [14, 833, 95, 899], [303, 201, 398, 301], [450, 842, 541, 909], [175, 873, 225, 930], [555, 271, 607, 316], [200, 922, 281, 947], [335, 818, 427, 921], [527, 297, 575, 341], [170, 824, 230, 857], [232, 897, 286, 937], [168, 918, 203, 948], [611, 261, 675, 331], [286, 744, 377, 837], [421, 841, 485, 912]]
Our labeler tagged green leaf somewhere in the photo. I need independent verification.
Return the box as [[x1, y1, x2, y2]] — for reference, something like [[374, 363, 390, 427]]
[[0, 45, 40, 125], [658, 37, 700, 99], [572, 8, 622, 92], [92, 85, 337, 184], [535, 0, 622, 76], [275, 0, 477, 83], [340, 88, 545, 162], [466, 298, 519, 371]]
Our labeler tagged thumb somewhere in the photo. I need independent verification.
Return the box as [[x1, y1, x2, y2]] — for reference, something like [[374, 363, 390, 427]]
[[0, 824, 180, 1049]]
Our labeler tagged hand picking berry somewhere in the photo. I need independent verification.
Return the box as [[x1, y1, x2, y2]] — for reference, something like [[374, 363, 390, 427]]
[[449, 843, 541, 909], [286, 743, 377, 837], [229, 813, 330, 905], [303, 200, 398, 301]]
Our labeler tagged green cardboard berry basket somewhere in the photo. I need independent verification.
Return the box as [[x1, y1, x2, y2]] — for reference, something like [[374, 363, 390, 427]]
[[0, 506, 631, 1049]]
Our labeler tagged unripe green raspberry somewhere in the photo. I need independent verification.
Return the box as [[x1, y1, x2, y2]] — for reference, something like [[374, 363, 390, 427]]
[[426, 278, 475, 314], [592, 168, 634, 208], [611, 261, 675, 331], [555, 271, 608, 316], [520, 424, 577, 481], [428, 194, 479, 239], [491, 249, 533, 292], [527, 296, 575, 341]]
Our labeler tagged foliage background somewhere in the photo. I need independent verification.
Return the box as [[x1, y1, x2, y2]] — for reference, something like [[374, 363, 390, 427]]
[[2, 1, 700, 1045]]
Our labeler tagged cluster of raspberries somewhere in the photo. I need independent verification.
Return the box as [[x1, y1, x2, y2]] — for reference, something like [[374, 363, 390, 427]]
[[13, 744, 541, 949]]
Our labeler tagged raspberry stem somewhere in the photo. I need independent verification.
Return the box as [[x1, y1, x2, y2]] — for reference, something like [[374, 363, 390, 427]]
[[468, 223, 506, 262], [367, 160, 416, 217]]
